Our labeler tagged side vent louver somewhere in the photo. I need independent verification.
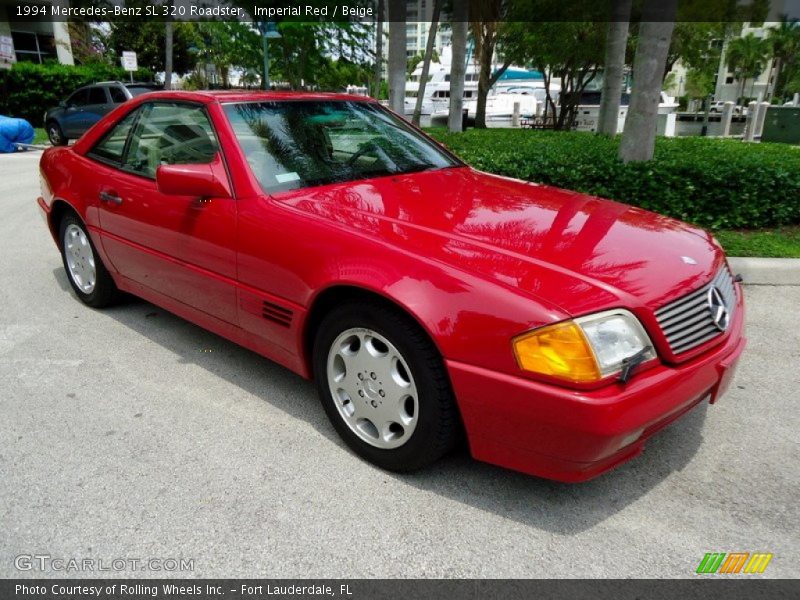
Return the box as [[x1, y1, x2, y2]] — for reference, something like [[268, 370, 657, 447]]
[[262, 300, 293, 328]]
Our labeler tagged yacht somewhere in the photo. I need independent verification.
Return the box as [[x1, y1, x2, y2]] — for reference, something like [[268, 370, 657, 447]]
[[404, 45, 480, 116]]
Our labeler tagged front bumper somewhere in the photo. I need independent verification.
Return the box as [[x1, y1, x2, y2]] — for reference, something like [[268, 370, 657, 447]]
[[447, 291, 746, 482]]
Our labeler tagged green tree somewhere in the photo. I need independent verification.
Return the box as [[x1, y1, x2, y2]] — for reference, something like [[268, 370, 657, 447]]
[[726, 32, 771, 104], [502, 15, 606, 130], [195, 21, 262, 88], [767, 16, 800, 101], [108, 19, 198, 75]]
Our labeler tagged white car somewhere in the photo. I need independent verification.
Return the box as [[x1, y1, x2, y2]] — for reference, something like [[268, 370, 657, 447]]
[[709, 101, 743, 115]]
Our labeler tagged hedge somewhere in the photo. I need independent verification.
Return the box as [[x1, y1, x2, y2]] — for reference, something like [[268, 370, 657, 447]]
[[427, 129, 800, 229], [0, 62, 153, 127]]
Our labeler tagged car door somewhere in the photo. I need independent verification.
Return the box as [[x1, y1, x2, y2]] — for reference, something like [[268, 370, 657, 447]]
[[61, 89, 90, 138], [89, 101, 238, 324]]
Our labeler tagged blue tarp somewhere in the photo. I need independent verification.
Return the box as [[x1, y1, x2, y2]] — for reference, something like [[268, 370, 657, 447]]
[[0, 115, 35, 153]]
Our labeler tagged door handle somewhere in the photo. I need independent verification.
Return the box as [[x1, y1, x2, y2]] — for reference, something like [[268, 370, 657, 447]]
[[99, 191, 123, 205]]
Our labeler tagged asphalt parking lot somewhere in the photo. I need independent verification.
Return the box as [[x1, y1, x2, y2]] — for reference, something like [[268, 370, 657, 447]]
[[1, 149, 798, 579]]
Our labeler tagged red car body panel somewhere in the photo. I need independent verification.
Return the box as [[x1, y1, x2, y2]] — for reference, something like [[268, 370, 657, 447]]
[[38, 91, 746, 481]]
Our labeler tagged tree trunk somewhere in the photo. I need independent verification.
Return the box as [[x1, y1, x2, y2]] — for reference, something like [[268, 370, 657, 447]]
[[619, 0, 677, 163], [372, 0, 383, 99], [164, 20, 173, 90], [597, 0, 632, 135], [387, 1, 407, 115], [474, 24, 495, 129], [448, 2, 468, 132], [768, 56, 781, 102], [412, 0, 441, 126]]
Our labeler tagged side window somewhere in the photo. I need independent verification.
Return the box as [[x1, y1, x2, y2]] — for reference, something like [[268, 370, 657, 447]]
[[87, 109, 139, 164], [68, 89, 89, 107], [108, 86, 128, 103], [88, 87, 108, 105], [123, 103, 218, 179]]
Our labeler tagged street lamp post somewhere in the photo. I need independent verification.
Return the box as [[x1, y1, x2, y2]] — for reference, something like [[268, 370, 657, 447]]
[[259, 21, 282, 90]]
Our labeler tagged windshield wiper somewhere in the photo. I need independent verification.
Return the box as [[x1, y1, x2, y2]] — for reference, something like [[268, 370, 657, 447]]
[[618, 347, 653, 384]]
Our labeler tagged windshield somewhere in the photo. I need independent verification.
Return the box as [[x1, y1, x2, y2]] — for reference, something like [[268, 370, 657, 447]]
[[223, 100, 460, 193]]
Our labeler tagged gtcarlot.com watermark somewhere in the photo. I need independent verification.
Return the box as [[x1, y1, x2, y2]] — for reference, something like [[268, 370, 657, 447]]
[[14, 554, 194, 573]]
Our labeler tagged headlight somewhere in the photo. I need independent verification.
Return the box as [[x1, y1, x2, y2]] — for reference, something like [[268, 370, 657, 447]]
[[512, 309, 654, 384]]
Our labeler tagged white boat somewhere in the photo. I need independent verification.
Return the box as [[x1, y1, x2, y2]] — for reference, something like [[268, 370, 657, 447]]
[[404, 46, 480, 116], [451, 82, 552, 121]]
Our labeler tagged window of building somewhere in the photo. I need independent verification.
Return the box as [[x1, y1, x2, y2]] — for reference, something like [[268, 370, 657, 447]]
[[10, 30, 56, 63]]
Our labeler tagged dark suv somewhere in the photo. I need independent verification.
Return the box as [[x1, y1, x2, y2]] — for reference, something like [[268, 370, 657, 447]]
[[44, 81, 161, 146]]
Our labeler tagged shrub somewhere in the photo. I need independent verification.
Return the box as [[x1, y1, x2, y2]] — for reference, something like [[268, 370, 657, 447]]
[[428, 129, 800, 229], [0, 62, 153, 127]]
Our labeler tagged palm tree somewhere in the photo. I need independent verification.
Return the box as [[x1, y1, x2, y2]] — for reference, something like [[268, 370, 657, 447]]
[[597, 0, 633, 136], [767, 16, 800, 102], [387, 1, 407, 114], [726, 32, 771, 105], [470, 0, 510, 129], [412, 0, 442, 126], [448, 1, 469, 132], [619, 0, 678, 163], [164, 20, 173, 90], [372, 0, 384, 99]]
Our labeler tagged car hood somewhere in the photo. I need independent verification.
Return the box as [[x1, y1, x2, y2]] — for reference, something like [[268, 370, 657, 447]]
[[276, 167, 724, 316]]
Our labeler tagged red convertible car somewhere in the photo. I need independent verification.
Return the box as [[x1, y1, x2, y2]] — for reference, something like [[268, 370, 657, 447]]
[[37, 91, 745, 481]]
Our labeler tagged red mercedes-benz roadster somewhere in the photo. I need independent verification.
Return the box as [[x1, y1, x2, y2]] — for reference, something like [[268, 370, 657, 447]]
[[37, 91, 745, 481]]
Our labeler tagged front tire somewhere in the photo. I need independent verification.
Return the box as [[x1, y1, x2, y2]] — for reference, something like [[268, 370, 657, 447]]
[[313, 301, 459, 472], [46, 121, 68, 146], [59, 214, 117, 307]]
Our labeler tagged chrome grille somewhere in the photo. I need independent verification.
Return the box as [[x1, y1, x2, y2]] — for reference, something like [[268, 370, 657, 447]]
[[655, 267, 736, 355]]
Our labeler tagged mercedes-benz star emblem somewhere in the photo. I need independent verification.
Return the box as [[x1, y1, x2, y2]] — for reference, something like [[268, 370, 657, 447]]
[[707, 286, 730, 331]]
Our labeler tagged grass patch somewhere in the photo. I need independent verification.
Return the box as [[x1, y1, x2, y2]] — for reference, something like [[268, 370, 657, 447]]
[[714, 227, 800, 258], [33, 127, 48, 145]]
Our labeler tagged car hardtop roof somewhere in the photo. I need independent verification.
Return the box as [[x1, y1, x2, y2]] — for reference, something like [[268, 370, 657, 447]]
[[134, 90, 379, 105]]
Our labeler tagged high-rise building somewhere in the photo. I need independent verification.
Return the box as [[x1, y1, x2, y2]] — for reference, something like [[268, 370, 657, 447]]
[[386, 0, 452, 58]]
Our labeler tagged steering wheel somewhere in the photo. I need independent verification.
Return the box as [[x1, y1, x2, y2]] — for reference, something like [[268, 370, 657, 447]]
[[345, 139, 381, 168]]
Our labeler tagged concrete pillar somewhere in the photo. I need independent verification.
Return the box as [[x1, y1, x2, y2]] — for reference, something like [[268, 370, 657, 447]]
[[754, 101, 770, 138], [793, 93, 799, 107], [663, 113, 676, 137], [720, 101, 735, 137], [743, 101, 758, 141], [512, 102, 520, 128], [52, 1, 74, 65]]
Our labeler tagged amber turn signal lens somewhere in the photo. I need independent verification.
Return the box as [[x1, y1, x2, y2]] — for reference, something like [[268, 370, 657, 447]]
[[512, 321, 602, 383]]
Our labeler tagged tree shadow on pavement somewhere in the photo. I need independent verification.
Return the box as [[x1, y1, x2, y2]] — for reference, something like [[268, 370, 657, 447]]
[[53, 268, 708, 535]]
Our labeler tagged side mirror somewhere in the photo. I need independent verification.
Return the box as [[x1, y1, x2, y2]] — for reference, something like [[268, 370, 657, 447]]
[[156, 157, 231, 199]]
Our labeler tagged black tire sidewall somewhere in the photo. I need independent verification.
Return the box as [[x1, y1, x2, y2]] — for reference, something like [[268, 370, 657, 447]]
[[47, 122, 66, 146], [59, 214, 115, 307], [313, 302, 455, 472]]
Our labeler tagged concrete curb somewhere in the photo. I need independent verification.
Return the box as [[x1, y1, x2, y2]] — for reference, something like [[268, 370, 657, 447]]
[[728, 257, 800, 286]]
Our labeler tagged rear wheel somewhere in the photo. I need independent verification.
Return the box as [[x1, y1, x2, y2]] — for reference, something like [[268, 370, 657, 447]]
[[59, 214, 117, 307], [46, 121, 68, 146], [313, 301, 459, 472]]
